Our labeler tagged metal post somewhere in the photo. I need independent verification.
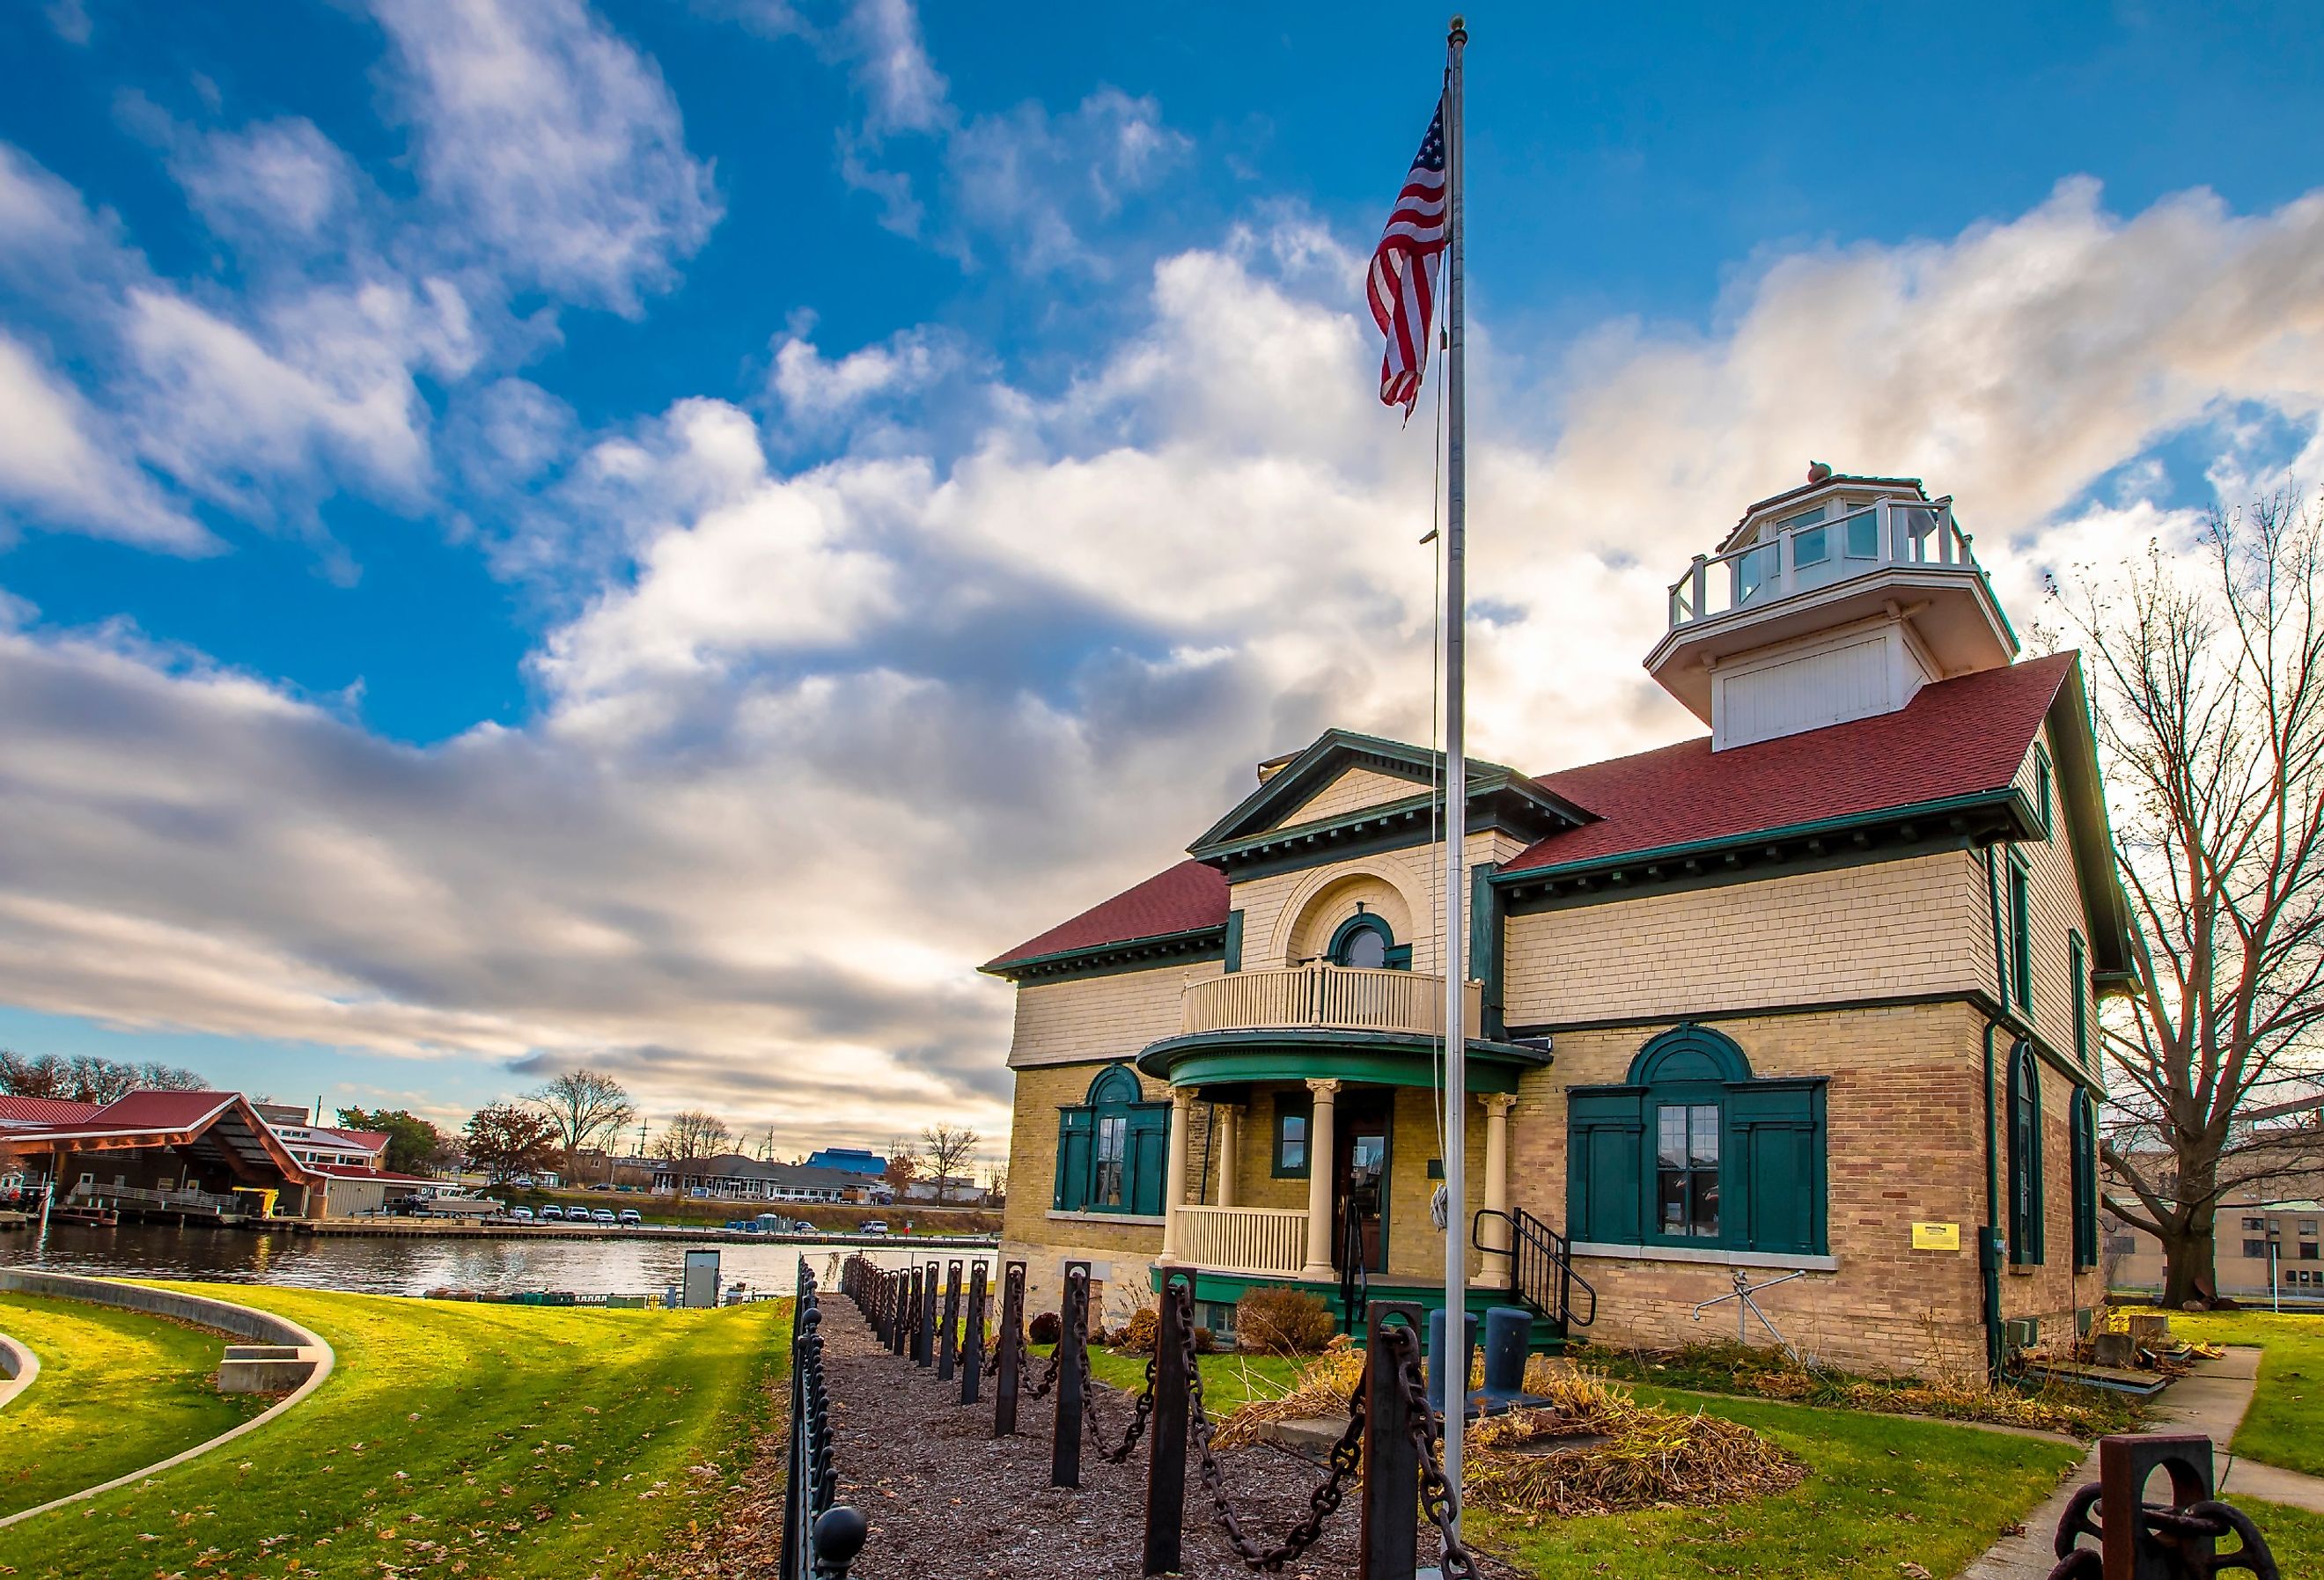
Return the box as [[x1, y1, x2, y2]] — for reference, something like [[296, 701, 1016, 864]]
[[1143, 1272, 1192, 1576], [778, 1257, 808, 1580], [1052, 1260, 1089, 1488], [961, 1262, 989, 1405], [996, 1260, 1026, 1436], [919, 1260, 939, 1368], [902, 1266, 921, 1357], [1361, 1302, 1423, 1580], [938, 1260, 963, 1380]]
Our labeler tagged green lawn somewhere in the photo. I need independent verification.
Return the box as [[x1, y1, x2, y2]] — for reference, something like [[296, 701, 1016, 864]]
[[0, 1283, 787, 1580], [2131, 1306, 2324, 1476], [1033, 1341, 1305, 1413], [2235, 1497, 2324, 1573], [0, 1292, 267, 1519], [1467, 1385, 2084, 1580]]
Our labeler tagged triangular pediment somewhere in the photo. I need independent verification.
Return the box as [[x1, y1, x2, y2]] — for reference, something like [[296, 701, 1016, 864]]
[[1188, 729, 1596, 871]]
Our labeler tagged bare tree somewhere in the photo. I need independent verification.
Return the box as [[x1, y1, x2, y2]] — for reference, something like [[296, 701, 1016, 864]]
[[883, 1135, 923, 1189], [922, 1122, 982, 1187], [0, 1050, 205, 1103], [2062, 494, 2324, 1307], [526, 1069, 636, 1180], [651, 1109, 732, 1163]]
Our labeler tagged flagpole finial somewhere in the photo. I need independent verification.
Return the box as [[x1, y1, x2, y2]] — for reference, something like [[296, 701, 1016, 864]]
[[1449, 13, 1467, 43]]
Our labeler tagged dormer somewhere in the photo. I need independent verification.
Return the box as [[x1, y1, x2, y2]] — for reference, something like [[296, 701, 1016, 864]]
[[1644, 465, 2019, 751]]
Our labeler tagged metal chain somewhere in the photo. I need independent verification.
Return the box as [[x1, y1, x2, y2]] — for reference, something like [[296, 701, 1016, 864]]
[[1092, 1348, 1158, 1464], [1382, 1325, 1482, 1580], [1024, 1338, 1066, 1400], [2044, 1482, 2282, 1580], [1181, 1296, 1367, 1571]]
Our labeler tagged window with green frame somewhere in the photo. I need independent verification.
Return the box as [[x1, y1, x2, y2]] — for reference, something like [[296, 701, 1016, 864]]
[[1272, 1091, 1312, 1178], [2034, 744, 2055, 838], [1327, 911, 1412, 970], [2070, 1087, 2099, 1270], [2007, 1041, 2045, 1264], [2070, 931, 2090, 1067], [2008, 854, 2034, 1010], [1053, 1064, 1171, 1216], [1566, 1025, 1828, 1256]]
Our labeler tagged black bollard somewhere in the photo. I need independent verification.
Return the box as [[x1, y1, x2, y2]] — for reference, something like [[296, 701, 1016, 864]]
[[901, 1266, 921, 1357], [1143, 1272, 1192, 1576], [961, 1263, 988, 1405], [938, 1260, 962, 1380], [1052, 1260, 1089, 1488], [995, 1260, 1026, 1436], [1360, 1302, 1423, 1580], [918, 1260, 939, 1368]]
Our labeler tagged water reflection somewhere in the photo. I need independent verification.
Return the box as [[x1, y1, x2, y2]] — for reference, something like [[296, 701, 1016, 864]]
[[0, 1222, 997, 1297]]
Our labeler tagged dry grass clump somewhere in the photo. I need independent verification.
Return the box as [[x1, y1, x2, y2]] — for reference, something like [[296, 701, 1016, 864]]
[[1462, 1363, 1803, 1520], [1235, 1286, 1337, 1356], [1209, 1341, 1365, 1446]]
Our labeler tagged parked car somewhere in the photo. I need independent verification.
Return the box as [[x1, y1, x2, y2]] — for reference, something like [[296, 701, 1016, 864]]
[[590, 1208, 618, 1224], [857, 1218, 889, 1236], [507, 1206, 534, 1223], [617, 1208, 642, 1225], [540, 1204, 564, 1221]]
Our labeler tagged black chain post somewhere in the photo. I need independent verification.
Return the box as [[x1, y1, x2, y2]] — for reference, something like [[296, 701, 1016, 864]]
[[903, 1264, 921, 1358], [995, 1260, 1026, 1435], [2043, 1432, 2282, 1580], [961, 1262, 989, 1404], [1362, 1303, 1422, 1580], [938, 1260, 963, 1380], [1143, 1273, 1192, 1576], [778, 1257, 809, 1580], [920, 1260, 940, 1369], [1052, 1260, 1089, 1488]]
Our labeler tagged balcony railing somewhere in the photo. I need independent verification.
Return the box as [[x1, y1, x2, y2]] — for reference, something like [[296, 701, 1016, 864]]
[[1668, 496, 1980, 630], [1181, 963, 1483, 1037], [1174, 1204, 1308, 1277]]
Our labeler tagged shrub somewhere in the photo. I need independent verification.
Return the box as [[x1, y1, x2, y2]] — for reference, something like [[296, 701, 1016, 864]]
[[1193, 1326, 1218, 1355], [1028, 1310, 1062, 1344], [1235, 1286, 1335, 1356], [1120, 1306, 1159, 1355]]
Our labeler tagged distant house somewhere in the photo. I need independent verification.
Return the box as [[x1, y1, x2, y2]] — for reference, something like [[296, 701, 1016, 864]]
[[804, 1146, 888, 1177], [901, 1176, 989, 1206], [253, 1103, 393, 1171], [651, 1154, 873, 1202]]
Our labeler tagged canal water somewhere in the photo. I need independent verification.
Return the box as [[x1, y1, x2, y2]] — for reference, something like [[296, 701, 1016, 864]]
[[0, 1221, 997, 1298]]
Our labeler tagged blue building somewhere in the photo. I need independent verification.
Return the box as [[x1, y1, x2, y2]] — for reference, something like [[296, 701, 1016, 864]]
[[805, 1146, 888, 1177]]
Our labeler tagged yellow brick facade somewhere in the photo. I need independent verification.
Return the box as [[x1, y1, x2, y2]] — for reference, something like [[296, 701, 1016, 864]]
[[1004, 960, 1221, 1070], [1270, 766, 1428, 827], [1232, 830, 1526, 976]]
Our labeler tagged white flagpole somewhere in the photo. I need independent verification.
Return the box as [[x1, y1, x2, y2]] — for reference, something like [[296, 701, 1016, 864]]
[[1439, 10, 1470, 1520]]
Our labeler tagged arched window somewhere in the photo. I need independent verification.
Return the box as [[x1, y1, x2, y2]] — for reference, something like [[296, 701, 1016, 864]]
[[2070, 1087, 2099, 1270], [1052, 1064, 1170, 1216], [1327, 912, 1410, 970], [2007, 1041, 2045, 1265], [1566, 1025, 1828, 1256]]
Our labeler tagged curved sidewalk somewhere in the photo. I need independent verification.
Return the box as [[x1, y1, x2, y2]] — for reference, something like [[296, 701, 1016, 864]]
[[0, 1272, 335, 1529], [0, 1329, 36, 1411], [1962, 1347, 2324, 1578]]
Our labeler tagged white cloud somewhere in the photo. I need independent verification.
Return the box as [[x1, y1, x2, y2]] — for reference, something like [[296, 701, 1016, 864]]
[[770, 320, 965, 424], [168, 117, 355, 246], [367, 0, 722, 316], [43, 0, 90, 46], [0, 331, 207, 549], [845, 0, 950, 136]]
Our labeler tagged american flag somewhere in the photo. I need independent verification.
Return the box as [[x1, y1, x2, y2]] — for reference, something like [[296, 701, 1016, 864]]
[[1366, 97, 1447, 413]]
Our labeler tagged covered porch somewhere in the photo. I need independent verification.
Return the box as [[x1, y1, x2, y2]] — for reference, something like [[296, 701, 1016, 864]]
[[1135, 961, 1550, 1330]]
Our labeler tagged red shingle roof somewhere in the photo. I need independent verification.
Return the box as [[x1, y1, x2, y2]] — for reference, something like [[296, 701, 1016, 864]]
[[0, 1096, 102, 1126], [315, 1129, 391, 1154], [85, 1089, 238, 1129], [984, 859, 1229, 971], [1506, 653, 2076, 873]]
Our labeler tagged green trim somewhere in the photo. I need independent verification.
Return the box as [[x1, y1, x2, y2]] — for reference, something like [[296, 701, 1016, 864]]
[[1191, 782, 1585, 882], [1222, 909, 1245, 974], [1471, 861, 1504, 1038], [1493, 787, 2039, 904], [1187, 727, 1589, 857], [2006, 1040, 2045, 1266], [1327, 911, 1396, 966], [1137, 1028, 1548, 1093], [2034, 744, 2056, 839], [2041, 663, 2136, 981], [2069, 931, 2089, 1068], [2007, 850, 2034, 1010], [982, 924, 1225, 983]]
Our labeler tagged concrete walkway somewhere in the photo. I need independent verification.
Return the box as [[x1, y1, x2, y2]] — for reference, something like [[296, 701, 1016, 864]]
[[1960, 1347, 2324, 1577]]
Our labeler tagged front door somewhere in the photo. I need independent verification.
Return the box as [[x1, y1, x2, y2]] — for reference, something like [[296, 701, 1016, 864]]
[[1332, 1093, 1391, 1274]]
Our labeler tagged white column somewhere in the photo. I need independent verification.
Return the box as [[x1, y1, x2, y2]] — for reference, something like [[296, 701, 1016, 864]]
[[1298, 1078, 1341, 1282], [1217, 1104, 1241, 1209], [1158, 1087, 1193, 1263], [1480, 1093, 1515, 1289]]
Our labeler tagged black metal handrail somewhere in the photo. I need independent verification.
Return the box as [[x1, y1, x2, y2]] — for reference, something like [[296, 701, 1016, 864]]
[[1473, 1206, 1596, 1330], [1337, 1202, 1371, 1335], [786, 1258, 867, 1580]]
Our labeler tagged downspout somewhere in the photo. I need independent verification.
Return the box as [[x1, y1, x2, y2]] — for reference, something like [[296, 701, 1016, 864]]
[[1979, 847, 2007, 1383]]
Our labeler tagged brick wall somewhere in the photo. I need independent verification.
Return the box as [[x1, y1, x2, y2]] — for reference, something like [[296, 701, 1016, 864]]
[[1005, 961, 1220, 1070], [1274, 766, 1423, 827], [1231, 831, 1527, 975], [1000, 1059, 1172, 1326]]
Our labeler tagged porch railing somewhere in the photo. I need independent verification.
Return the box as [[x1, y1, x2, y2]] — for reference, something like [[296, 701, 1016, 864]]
[[1173, 1205, 1307, 1277], [1181, 964, 1483, 1037], [1667, 496, 1980, 629]]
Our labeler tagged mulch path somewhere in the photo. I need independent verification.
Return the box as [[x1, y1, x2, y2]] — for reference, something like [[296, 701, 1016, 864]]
[[818, 1301, 1499, 1580]]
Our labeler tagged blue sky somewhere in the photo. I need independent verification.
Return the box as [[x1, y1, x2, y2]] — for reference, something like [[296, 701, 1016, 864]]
[[1, 0, 2320, 1157]]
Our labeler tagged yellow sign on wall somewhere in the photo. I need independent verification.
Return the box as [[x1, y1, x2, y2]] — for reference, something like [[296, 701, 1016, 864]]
[[1912, 1221, 1961, 1251]]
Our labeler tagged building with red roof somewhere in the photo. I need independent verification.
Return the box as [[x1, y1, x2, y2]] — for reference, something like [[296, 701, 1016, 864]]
[[983, 468, 2133, 1379]]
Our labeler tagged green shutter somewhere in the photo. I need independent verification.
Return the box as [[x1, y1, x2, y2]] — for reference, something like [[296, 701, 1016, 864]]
[[1568, 1087, 1644, 1244], [1471, 862, 1504, 1038], [2071, 1092, 2099, 1269], [1125, 1104, 1170, 1216], [1730, 1081, 1827, 1255], [1223, 908, 1245, 974], [1055, 1107, 1093, 1211]]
